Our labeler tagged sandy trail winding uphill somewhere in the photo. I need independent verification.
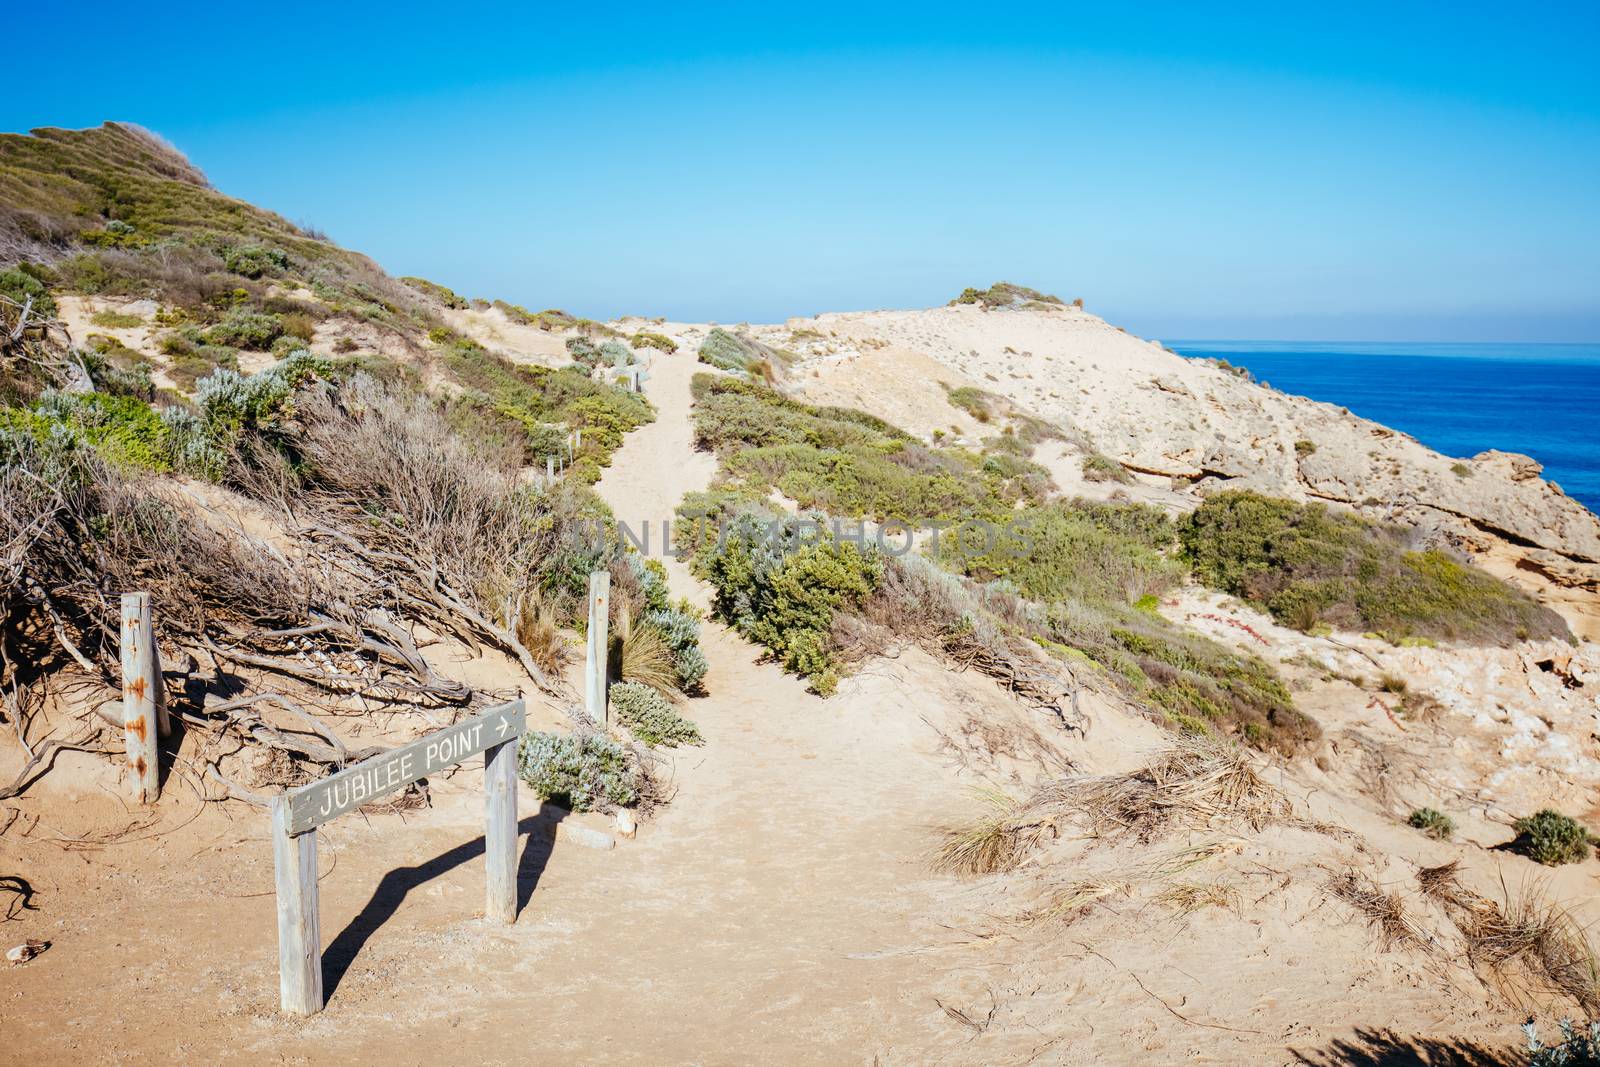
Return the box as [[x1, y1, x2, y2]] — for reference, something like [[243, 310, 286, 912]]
[[0, 347, 997, 1065]]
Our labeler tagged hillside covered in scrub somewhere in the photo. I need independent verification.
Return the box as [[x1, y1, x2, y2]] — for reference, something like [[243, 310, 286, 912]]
[[4, 123, 1600, 1064]]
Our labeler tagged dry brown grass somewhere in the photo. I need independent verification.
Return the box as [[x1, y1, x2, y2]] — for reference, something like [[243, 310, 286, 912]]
[[931, 786, 1041, 876], [512, 589, 568, 676], [1028, 839, 1241, 924], [1416, 863, 1600, 1014], [1327, 869, 1425, 950], [1157, 879, 1239, 916], [1023, 736, 1290, 842], [931, 738, 1286, 878], [618, 616, 680, 698]]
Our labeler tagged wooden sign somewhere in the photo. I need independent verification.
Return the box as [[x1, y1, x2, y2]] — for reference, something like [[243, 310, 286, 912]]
[[283, 701, 525, 834], [271, 699, 526, 1016]]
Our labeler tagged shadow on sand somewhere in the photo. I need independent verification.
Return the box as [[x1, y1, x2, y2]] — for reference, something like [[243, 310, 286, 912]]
[[1291, 1027, 1520, 1066], [322, 807, 566, 999]]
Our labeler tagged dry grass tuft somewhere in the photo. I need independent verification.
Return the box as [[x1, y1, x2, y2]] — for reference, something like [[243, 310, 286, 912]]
[[1028, 839, 1240, 924], [1415, 864, 1600, 1014], [513, 589, 568, 675], [1158, 880, 1239, 916], [1023, 736, 1290, 842], [1327, 870, 1425, 951], [617, 614, 681, 699], [931, 787, 1040, 876]]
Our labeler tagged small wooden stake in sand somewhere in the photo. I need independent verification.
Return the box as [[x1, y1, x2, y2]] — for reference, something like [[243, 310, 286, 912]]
[[119, 591, 165, 804], [585, 571, 610, 726]]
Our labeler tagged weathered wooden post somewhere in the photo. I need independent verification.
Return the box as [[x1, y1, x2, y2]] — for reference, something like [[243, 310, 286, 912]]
[[120, 591, 163, 803], [271, 795, 322, 1016], [546, 455, 555, 482], [584, 571, 610, 726], [484, 719, 519, 924]]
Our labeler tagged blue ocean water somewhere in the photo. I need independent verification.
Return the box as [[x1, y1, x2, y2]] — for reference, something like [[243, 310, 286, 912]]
[[1168, 341, 1600, 517]]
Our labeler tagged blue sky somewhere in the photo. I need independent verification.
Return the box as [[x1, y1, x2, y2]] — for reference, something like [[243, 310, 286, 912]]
[[6, 1, 1598, 340]]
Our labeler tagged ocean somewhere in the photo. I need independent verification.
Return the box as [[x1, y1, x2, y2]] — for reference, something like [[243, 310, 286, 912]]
[[1168, 341, 1600, 517]]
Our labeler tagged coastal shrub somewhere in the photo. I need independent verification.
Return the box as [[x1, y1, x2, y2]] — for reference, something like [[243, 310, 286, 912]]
[[682, 381, 1309, 751], [698, 327, 760, 372], [221, 244, 288, 279], [442, 333, 652, 474], [1525, 1019, 1600, 1065], [609, 682, 702, 748], [599, 340, 635, 368], [685, 505, 883, 694], [195, 349, 329, 444], [1452, 462, 1472, 478], [948, 282, 1063, 308], [202, 307, 283, 349], [694, 375, 1047, 523], [943, 384, 996, 422], [622, 555, 708, 692], [944, 498, 1182, 606], [698, 328, 789, 376], [1294, 439, 1317, 456], [1041, 594, 1313, 752], [566, 335, 602, 371], [169, 344, 238, 391], [631, 331, 677, 353], [1408, 807, 1455, 840], [400, 275, 468, 308], [90, 308, 143, 329], [517, 731, 637, 812], [1081, 452, 1131, 483], [79, 345, 155, 399], [0, 266, 58, 319], [0, 391, 172, 471], [1180, 491, 1569, 645], [1514, 810, 1595, 866]]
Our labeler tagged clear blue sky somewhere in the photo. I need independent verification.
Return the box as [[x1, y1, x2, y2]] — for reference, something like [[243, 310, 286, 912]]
[[6, 1, 1598, 341]]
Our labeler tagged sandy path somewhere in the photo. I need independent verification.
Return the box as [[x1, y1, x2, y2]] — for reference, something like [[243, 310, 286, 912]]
[[1, 348, 979, 1065]]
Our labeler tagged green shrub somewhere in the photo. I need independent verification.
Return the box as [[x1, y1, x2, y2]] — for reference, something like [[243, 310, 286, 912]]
[[693, 375, 1045, 523], [203, 308, 283, 349], [1514, 810, 1596, 866], [90, 308, 143, 328], [400, 275, 468, 308], [698, 328, 787, 374], [195, 349, 329, 443], [79, 346, 155, 399], [599, 339, 635, 367], [943, 384, 996, 422], [0, 267, 58, 319], [1408, 807, 1455, 839], [169, 344, 238, 391], [945, 498, 1182, 606], [686, 506, 883, 693], [1525, 1019, 1600, 1065], [442, 334, 651, 476], [948, 282, 1063, 308], [1452, 462, 1473, 478], [0, 390, 175, 471], [221, 244, 289, 279], [517, 731, 637, 812], [1180, 491, 1569, 645], [631, 331, 677, 353], [1294, 439, 1317, 456], [1081, 452, 1131, 483], [609, 682, 703, 747]]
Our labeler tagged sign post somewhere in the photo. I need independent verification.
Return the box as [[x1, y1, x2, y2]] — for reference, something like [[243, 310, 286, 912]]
[[584, 572, 610, 726], [270, 699, 526, 1015], [120, 591, 166, 804]]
